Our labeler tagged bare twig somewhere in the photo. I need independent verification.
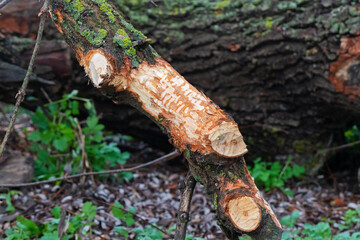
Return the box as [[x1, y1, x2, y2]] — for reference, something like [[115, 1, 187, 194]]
[[0, 0, 12, 9], [325, 139, 360, 152], [58, 208, 67, 238], [148, 0, 158, 6], [0, 0, 49, 157], [175, 171, 196, 240], [0, 149, 181, 188], [75, 119, 93, 184], [310, 139, 360, 176], [41, 87, 53, 103]]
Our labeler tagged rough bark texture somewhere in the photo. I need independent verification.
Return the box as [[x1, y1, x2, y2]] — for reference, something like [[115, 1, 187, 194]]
[[0, 155, 34, 184], [1, 0, 360, 163], [47, 0, 282, 239], [115, 0, 360, 163]]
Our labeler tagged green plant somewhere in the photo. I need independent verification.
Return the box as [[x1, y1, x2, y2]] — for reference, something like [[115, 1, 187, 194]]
[[339, 206, 360, 230], [5, 201, 98, 240], [27, 90, 131, 181], [344, 125, 360, 143], [247, 157, 305, 195], [280, 208, 360, 240], [0, 191, 20, 213], [112, 203, 206, 240]]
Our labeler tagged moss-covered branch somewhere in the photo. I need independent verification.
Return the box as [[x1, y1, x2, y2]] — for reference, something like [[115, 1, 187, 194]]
[[48, 1, 282, 239]]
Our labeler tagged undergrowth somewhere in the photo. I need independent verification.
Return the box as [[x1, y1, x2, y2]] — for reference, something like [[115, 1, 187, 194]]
[[247, 157, 305, 196], [238, 206, 360, 240], [26, 90, 131, 181], [2, 198, 206, 240]]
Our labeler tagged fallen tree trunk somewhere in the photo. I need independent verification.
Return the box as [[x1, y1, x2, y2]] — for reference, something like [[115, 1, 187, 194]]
[[48, 0, 282, 239]]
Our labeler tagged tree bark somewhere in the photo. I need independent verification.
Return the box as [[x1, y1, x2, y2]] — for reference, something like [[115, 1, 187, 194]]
[[47, 0, 282, 239], [114, 0, 360, 161], [2, 0, 360, 162]]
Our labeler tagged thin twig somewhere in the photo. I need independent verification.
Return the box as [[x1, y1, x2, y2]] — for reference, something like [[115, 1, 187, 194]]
[[0, 149, 181, 188], [40, 87, 53, 103], [175, 171, 196, 240], [325, 139, 360, 152], [148, 0, 158, 7], [0, 0, 12, 9], [95, 200, 173, 238], [0, 0, 49, 157], [310, 139, 360, 176], [75, 119, 93, 184]]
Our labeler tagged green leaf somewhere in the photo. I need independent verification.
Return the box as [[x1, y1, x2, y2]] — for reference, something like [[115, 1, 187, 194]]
[[51, 206, 62, 219], [38, 232, 59, 240], [53, 136, 69, 152], [292, 164, 305, 177], [20, 219, 41, 237], [119, 172, 133, 181], [281, 210, 299, 228], [26, 96, 38, 101], [71, 101, 79, 115], [31, 108, 49, 129], [114, 226, 129, 238], [84, 100, 93, 110], [112, 202, 125, 220], [41, 130, 56, 145], [86, 116, 99, 129], [82, 201, 97, 221], [128, 206, 137, 214], [28, 131, 41, 142], [63, 90, 78, 99], [48, 103, 59, 116], [92, 134, 103, 143], [281, 188, 293, 197], [125, 213, 135, 226]]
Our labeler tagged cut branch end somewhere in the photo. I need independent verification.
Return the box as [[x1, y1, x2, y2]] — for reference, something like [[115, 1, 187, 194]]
[[227, 196, 261, 232], [208, 121, 248, 158], [88, 52, 112, 87]]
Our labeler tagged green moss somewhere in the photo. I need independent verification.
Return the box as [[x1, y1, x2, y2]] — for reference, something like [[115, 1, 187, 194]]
[[92, 0, 117, 23], [276, 136, 285, 147], [80, 28, 107, 47], [184, 149, 191, 160], [132, 30, 147, 40], [265, 17, 273, 29], [214, 0, 231, 15], [213, 193, 218, 210], [193, 174, 202, 183], [228, 171, 238, 181], [113, 29, 133, 49], [292, 139, 312, 154], [278, 1, 298, 10], [64, 0, 85, 21], [73, 0, 84, 12]]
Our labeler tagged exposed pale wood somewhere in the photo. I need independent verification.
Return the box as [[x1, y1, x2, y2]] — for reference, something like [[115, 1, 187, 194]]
[[88, 51, 113, 87], [208, 121, 247, 157], [227, 196, 261, 232], [84, 50, 247, 158]]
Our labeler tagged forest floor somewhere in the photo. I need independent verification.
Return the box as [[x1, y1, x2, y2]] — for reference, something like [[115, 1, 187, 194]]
[[0, 103, 360, 239]]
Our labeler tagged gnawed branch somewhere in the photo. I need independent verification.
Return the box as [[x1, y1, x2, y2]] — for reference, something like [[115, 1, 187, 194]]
[[47, 1, 282, 239]]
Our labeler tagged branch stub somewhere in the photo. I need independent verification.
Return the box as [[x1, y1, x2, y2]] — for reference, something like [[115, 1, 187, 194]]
[[227, 196, 261, 232]]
